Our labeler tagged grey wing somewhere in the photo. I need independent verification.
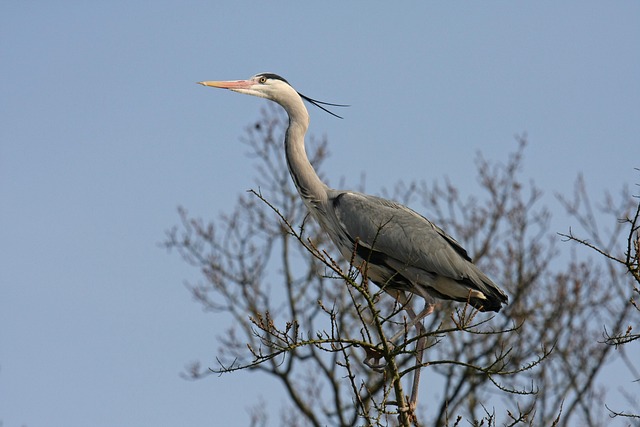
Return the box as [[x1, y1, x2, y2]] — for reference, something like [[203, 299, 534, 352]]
[[329, 191, 507, 311]]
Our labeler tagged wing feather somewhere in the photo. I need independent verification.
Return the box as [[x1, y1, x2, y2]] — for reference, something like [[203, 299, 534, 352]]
[[330, 191, 507, 311], [332, 192, 468, 277]]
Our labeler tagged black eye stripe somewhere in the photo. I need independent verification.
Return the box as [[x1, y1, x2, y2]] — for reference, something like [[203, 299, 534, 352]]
[[255, 73, 290, 85]]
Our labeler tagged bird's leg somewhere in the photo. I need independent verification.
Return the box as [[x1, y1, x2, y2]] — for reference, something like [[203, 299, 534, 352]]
[[407, 302, 433, 412], [363, 295, 434, 419], [394, 301, 433, 423], [364, 296, 434, 370], [388, 300, 435, 344]]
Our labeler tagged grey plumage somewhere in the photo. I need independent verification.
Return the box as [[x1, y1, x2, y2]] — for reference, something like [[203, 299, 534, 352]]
[[326, 191, 506, 312]]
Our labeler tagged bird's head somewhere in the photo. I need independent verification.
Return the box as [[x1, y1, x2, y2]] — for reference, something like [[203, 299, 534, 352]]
[[199, 73, 296, 104], [199, 73, 347, 119]]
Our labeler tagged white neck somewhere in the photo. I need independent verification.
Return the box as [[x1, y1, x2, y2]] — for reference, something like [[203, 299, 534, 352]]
[[282, 98, 329, 208]]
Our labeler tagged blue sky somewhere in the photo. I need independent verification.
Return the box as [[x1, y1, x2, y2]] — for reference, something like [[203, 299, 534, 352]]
[[1, 2, 639, 426]]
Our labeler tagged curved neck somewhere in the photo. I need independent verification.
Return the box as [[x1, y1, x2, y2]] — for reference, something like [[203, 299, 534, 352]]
[[283, 101, 329, 208]]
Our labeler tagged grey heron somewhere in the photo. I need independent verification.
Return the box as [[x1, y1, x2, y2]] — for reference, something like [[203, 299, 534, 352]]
[[199, 72, 508, 412]]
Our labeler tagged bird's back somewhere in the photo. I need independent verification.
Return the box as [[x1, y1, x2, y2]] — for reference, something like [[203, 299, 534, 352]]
[[321, 190, 507, 312]]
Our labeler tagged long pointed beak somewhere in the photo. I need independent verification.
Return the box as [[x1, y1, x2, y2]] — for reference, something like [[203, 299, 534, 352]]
[[198, 80, 253, 89]]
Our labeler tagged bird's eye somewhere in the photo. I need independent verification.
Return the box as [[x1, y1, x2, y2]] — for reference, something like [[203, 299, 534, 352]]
[[259, 76, 267, 84]]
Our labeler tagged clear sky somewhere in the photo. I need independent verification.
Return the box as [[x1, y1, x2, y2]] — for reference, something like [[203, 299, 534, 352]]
[[1, 2, 639, 426]]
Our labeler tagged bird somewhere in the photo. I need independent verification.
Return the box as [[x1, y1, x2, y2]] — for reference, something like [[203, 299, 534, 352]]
[[199, 73, 507, 312], [198, 72, 508, 411]]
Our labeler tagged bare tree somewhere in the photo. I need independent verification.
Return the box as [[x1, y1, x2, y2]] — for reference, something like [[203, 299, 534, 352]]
[[164, 107, 638, 426], [558, 173, 640, 423]]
